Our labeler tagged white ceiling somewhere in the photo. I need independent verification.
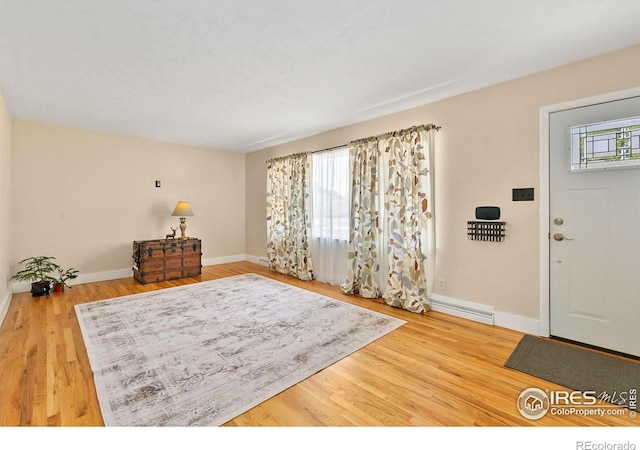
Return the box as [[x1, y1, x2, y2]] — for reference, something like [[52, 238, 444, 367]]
[[1, 1, 639, 153]]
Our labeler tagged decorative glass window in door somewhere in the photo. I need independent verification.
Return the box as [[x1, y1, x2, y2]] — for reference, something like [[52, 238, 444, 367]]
[[570, 116, 640, 172]]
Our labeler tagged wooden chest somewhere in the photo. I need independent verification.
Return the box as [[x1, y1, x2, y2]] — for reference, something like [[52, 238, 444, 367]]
[[132, 238, 202, 284]]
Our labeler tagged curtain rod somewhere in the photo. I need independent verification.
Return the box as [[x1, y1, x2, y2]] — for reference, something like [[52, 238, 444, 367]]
[[266, 151, 309, 164], [266, 122, 440, 163], [350, 123, 440, 144], [311, 144, 348, 154], [266, 145, 347, 164]]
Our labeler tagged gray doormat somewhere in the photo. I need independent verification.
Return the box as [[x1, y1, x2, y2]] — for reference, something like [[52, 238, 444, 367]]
[[505, 335, 639, 407]]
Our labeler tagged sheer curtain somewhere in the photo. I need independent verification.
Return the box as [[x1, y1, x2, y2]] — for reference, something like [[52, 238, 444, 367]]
[[310, 147, 349, 285], [265, 124, 436, 312], [266, 153, 314, 281]]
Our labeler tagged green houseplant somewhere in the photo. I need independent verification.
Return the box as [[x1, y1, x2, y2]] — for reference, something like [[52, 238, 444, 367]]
[[52, 267, 79, 292], [10, 256, 60, 296], [10, 256, 79, 296]]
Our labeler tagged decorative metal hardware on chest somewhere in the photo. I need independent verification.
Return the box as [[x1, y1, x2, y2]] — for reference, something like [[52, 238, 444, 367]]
[[467, 221, 506, 242], [132, 238, 202, 284]]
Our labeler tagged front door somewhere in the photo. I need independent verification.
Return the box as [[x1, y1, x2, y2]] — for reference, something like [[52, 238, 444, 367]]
[[549, 95, 640, 357]]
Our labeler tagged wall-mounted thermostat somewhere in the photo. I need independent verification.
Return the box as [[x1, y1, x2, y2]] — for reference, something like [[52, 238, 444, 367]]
[[475, 206, 500, 220]]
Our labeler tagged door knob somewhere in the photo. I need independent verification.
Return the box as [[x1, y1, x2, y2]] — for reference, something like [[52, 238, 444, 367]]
[[553, 233, 574, 241]]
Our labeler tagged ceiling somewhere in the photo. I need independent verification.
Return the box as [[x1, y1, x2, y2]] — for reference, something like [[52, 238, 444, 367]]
[[1, 1, 639, 153]]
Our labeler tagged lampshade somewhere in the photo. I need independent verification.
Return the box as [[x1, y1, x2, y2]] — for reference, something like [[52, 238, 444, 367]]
[[171, 201, 194, 217]]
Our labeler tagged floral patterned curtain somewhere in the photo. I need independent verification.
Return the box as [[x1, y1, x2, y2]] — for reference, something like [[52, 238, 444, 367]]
[[382, 127, 434, 313], [266, 153, 314, 281], [341, 138, 381, 298]]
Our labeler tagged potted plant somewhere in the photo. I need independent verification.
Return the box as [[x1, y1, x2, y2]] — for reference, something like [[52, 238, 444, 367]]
[[10, 256, 60, 297], [52, 267, 79, 292]]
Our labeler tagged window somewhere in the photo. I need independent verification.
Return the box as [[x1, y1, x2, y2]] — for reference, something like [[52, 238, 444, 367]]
[[311, 147, 349, 240], [570, 116, 640, 172], [309, 146, 349, 286]]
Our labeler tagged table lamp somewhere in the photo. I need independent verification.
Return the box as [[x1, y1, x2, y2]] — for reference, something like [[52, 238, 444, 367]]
[[171, 201, 194, 239]]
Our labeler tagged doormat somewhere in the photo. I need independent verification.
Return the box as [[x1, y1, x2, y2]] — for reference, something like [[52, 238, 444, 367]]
[[505, 335, 639, 408]]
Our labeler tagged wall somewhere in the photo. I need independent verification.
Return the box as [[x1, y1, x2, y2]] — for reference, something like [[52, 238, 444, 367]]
[[245, 45, 640, 328], [13, 121, 246, 287], [0, 90, 13, 324]]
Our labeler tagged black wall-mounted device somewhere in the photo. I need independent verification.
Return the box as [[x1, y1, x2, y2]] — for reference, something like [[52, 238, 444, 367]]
[[513, 187, 534, 201], [475, 206, 501, 221]]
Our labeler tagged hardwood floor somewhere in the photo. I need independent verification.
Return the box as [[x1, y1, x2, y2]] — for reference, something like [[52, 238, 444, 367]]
[[0, 261, 636, 427]]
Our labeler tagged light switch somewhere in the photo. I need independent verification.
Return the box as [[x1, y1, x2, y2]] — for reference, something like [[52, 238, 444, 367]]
[[513, 188, 534, 201]]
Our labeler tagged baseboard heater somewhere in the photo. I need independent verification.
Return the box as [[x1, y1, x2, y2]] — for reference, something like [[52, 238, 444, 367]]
[[250, 260, 495, 326], [429, 298, 495, 326]]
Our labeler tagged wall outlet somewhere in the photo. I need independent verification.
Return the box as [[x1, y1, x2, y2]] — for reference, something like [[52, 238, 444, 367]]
[[438, 279, 446, 291]]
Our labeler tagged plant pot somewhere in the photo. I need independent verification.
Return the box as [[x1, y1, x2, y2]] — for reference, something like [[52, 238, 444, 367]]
[[30, 281, 50, 297], [53, 283, 64, 293]]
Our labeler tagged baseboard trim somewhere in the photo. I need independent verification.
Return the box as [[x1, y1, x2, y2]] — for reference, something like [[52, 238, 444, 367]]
[[12, 267, 133, 293], [202, 254, 247, 267], [0, 287, 12, 328], [7, 256, 543, 336], [12, 255, 250, 293], [245, 255, 269, 266], [493, 311, 540, 335], [429, 293, 540, 335], [242, 260, 540, 335], [77, 268, 133, 285]]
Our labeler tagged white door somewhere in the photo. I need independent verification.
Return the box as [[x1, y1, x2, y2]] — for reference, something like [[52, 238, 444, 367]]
[[549, 96, 640, 357]]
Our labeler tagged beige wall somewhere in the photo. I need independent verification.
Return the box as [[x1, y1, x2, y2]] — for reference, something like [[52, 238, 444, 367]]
[[13, 121, 246, 281], [0, 90, 13, 315], [4, 45, 639, 324], [246, 45, 640, 321]]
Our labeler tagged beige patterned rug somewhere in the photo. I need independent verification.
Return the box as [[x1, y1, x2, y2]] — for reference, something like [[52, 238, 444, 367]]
[[75, 273, 405, 426]]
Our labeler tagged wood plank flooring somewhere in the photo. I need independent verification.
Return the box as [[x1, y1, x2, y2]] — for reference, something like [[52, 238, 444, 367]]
[[0, 261, 636, 426]]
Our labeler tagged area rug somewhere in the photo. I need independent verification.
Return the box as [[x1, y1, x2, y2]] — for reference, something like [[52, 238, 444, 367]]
[[75, 273, 405, 426], [505, 335, 639, 407]]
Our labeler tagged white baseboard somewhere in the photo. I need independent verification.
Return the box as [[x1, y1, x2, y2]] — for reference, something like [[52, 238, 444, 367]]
[[243, 259, 540, 335], [0, 287, 11, 329], [245, 255, 269, 266], [11, 254, 250, 293], [7, 255, 541, 336], [12, 268, 132, 293], [76, 268, 132, 285], [430, 292, 540, 335], [494, 311, 540, 335], [202, 254, 246, 267]]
